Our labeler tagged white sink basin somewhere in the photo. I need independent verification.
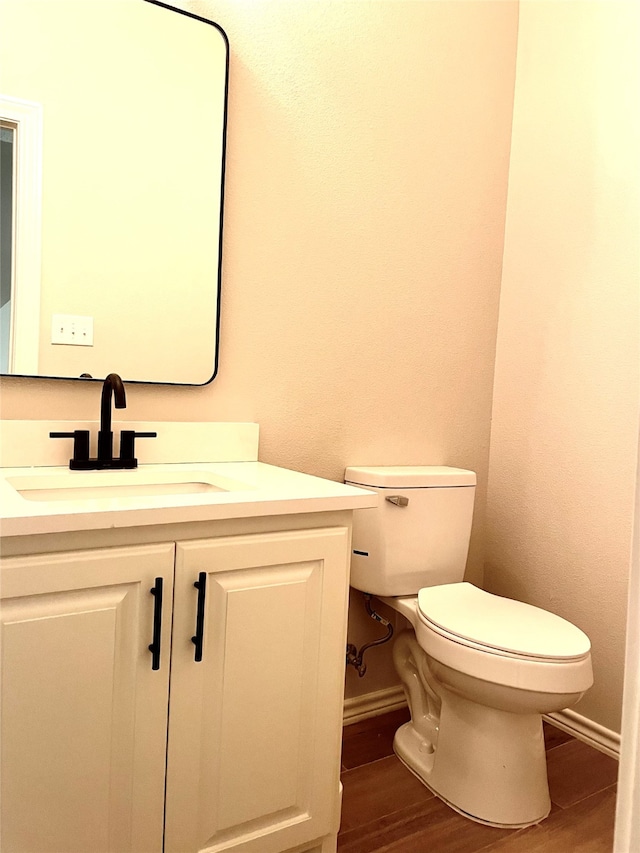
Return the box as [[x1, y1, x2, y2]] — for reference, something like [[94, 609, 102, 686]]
[[7, 469, 253, 502]]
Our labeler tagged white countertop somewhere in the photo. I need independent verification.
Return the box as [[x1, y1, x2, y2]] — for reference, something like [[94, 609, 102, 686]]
[[0, 462, 378, 538]]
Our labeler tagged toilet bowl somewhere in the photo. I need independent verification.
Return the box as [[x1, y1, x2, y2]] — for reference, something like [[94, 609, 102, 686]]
[[381, 585, 592, 827], [344, 465, 594, 829]]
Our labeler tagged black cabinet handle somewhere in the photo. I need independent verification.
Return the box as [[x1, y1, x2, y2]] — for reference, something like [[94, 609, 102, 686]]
[[191, 572, 207, 662], [148, 577, 164, 671]]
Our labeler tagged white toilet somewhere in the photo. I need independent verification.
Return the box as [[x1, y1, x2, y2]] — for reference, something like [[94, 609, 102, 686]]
[[345, 465, 593, 829]]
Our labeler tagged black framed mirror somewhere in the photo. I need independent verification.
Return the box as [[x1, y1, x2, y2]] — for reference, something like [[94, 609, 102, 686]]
[[0, 0, 228, 385]]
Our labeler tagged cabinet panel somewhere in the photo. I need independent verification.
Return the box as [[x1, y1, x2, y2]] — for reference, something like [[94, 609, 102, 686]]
[[165, 527, 350, 853], [215, 564, 318, 827], [0, 543, 175, 853]]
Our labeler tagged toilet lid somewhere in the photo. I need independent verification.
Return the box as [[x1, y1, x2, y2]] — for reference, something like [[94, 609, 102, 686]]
[[417, 583, 591, 660]]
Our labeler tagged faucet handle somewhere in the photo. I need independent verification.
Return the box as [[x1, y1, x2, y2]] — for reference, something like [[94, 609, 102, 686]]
[[119, 430, 157, 469], [50, 430, 91, 470]]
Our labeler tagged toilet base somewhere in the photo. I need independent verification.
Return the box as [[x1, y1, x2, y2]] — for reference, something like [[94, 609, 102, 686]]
[[393, 691, 552, 828]]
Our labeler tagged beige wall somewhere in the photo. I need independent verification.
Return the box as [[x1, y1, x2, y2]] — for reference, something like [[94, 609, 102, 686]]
[[4, 2, 637, 730], [0, 1, 518, 700], [485, 0, 640, 732]]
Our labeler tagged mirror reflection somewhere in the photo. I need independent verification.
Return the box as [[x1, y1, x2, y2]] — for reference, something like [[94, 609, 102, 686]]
[[0, 0, 228, 385]]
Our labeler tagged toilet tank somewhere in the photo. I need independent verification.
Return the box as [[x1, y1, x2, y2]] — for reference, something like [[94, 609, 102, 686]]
[[345, 466, 476, 596]]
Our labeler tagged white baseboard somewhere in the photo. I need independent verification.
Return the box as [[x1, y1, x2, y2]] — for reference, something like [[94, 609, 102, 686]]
[[343, 688, 621, 763], [544, 709, 621, 759], [343, 685, 406, 726], [344, 687, 620, 764]]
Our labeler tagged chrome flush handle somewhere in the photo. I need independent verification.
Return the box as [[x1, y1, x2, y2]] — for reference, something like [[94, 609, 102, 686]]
[[385, 495, 409, 507]]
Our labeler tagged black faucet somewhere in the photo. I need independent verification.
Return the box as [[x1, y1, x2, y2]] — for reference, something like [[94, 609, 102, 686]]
[[97, 372, 127, 464], [50, 372, 156, 470]]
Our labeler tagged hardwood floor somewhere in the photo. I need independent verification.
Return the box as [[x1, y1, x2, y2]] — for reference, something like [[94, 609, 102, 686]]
[[339, 708, 618, 853]]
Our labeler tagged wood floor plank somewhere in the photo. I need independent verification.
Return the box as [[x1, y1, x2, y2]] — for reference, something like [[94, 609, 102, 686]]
[[542, 721, 574, 751], [339, 793, 514, 853], [339, 800, 442, 853], [340, 754, 434, 834], [546, 739, 619, 808], [341, 707, 410, 770], [476, 786, 617, 853]]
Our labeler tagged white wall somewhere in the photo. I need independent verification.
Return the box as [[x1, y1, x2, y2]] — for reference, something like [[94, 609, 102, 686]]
[[0, 0, 519, 701], [485, 0, 640, 732]]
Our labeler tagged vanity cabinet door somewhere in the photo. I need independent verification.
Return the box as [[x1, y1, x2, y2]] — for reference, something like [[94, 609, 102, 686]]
[[165, 527, 351, 853], [0, 543, 175, 853]]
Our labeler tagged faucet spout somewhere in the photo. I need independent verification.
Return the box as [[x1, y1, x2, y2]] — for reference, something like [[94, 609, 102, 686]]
[[98, 373, 126, 463], [51, 371, 152, 470]]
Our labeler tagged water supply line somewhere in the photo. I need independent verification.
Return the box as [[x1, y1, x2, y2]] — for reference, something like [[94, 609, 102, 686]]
[[346, 594, 394, 677]]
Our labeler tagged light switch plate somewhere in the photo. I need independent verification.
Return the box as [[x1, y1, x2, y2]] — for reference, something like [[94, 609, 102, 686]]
[[51, 314, 94, 346]]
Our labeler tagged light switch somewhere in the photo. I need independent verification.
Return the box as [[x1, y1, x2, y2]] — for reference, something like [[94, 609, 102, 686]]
[[51, 314, 94, 346]]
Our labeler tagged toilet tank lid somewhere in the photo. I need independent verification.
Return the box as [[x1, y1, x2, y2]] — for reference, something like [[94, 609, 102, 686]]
[[344, 466, 476, 488]]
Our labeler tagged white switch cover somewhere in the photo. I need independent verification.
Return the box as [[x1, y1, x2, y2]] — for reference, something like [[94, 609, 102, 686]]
[[51, 314, 94, 346]]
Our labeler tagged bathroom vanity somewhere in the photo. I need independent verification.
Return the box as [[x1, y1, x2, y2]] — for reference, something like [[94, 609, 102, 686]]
[[0, 423, 376, 853]]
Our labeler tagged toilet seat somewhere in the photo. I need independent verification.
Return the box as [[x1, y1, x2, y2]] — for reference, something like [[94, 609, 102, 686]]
[[380, 588, 593, 693], [417, 583, 591, 663]]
